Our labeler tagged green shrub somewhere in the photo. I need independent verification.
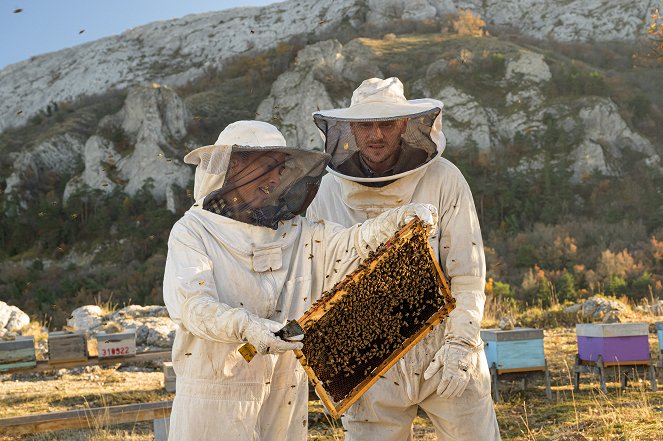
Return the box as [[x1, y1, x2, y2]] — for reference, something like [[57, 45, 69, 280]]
[[605, 274, 628, 296], [547, 64, 609, 97]]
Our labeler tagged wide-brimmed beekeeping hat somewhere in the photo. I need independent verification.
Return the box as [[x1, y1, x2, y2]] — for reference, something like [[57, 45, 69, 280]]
[[184, 120, 330, 228], [313, 78, 445, 183]]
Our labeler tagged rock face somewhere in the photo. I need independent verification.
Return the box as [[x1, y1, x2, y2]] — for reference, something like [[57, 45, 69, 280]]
[[1, 1, 660, 212], [66, 304, 177, 350], [67, 305, 104, 330], [498, 315, 516, 330], [0, 0, 656, 132], [63, 85, 192, 206], [0, 301, 30, 336], [257, 38, 389, 148], [258, 40, 661, 179], [4, 133, 86, 196], [462, 0, 657, 42], [436, 85, 493, 152], [0, 0, 359, 132], [574, 99, 660, 178], [564, 295, 629, 323]]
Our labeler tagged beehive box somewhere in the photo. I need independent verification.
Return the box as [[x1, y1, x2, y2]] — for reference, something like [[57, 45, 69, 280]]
[[0, 336, 37, 371], [48, 330, 88, 363], [576, 323, 649, 364], [163, 361, 176, 392], [294, 219, 454, 419], [481, 328, 545, 372], [96, 329, 137, 359], [656, 322, 663, 354]]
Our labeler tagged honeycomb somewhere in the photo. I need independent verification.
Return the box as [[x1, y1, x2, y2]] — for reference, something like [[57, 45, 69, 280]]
[[297, 219, 454, 410]]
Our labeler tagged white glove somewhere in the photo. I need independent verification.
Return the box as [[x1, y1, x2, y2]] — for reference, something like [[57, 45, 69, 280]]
[[423, 342, 479, 398], [243, 316, 303, 355], [180, 294, 302, 354], [358, 203, 438, 253], [398, 203, 438, 235]]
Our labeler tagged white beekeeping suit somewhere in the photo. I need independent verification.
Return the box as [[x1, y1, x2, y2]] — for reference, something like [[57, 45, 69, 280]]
[[307, 78, 501, 441], [163, 120, 438, 441]]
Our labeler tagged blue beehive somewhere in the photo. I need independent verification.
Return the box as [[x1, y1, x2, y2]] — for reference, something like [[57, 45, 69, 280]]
[[656, 322, 663, 354], [481, 328, 545, 372]]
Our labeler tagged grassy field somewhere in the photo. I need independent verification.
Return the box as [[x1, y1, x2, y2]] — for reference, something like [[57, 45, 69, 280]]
[[1, 328, 662, 440]]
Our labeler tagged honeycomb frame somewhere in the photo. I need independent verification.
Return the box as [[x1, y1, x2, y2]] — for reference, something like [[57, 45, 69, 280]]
[[293, 219, 454, 418]]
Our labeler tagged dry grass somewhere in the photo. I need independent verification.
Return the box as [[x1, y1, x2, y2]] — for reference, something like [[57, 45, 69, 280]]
[[493, 328, 663, 441], [0, 366, 169, 441], [1, 328, 661, 440]]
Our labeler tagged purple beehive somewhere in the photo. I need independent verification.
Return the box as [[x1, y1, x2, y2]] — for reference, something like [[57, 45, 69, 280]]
[[576, 323, 649, 363]]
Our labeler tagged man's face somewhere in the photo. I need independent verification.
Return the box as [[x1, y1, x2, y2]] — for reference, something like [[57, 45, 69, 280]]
[[350, 119, 408, 174]]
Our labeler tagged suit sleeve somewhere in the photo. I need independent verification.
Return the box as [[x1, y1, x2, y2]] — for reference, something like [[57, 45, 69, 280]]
[[437, 172, 486, 348], [163, 222, 260, 344]]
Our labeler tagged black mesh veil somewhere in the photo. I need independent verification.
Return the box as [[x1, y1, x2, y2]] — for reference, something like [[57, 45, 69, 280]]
[[199, 145, 330, 229], [313, 108, 442, 183]]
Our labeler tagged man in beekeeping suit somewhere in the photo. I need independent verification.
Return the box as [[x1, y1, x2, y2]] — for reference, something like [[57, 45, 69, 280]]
[[162, 120, 438, 441], [307, 78, 500, 440]]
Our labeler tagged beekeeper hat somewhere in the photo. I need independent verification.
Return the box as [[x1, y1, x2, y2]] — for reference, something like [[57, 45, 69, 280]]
[[183, 120, 329, 203], [184, 120, 321, 165], [315, 77, 442, 119], [312, 78, 445, 183]]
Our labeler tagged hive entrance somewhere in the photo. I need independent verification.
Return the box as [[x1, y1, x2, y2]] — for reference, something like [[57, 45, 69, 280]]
[[295, 219, 454, 418]]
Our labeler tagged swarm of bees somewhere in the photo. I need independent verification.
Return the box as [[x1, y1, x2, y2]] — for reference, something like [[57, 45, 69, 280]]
[[300, 220, 454, 403]]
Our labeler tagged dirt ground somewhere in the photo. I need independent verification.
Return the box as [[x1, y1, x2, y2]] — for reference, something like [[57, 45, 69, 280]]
[[1, 328, 662, 440]]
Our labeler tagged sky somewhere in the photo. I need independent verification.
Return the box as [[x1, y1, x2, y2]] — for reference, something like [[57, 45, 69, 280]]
[[0, 0, 278, 69]]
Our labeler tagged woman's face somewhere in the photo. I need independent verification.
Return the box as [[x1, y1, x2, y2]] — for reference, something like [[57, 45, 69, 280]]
[[224, 151, 287, 209]]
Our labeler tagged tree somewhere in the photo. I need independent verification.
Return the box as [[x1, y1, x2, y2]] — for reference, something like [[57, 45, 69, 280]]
[[648, 8, 663, 63], [451, 10, 486, 37]]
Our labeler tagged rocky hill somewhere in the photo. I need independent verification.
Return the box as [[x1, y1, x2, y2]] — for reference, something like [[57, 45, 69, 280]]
[[0, 0, 658, 132], [0, 0, 662, 325]]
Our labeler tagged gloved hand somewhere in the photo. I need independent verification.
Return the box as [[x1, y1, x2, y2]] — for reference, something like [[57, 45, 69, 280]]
[[243, 316, 303, 355], [397, 203, 438, 235], [180, 294, 304, 354], [423, 342, 479, 398], [358, 203, 438, 254]]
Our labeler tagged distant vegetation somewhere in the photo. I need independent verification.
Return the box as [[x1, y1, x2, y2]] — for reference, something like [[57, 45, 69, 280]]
[[0, 185, 175, 326]]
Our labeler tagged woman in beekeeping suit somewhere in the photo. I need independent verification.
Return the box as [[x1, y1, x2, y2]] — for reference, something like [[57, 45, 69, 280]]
[[163, 120, 438, 441]]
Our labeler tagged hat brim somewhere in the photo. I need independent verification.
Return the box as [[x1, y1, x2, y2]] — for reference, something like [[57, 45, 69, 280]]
[[314, 100, 441, 120], [184, 144, 329, 165]]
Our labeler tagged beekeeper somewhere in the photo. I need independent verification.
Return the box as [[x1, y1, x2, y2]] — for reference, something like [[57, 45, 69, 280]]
[[307, 78, 501, 440], [162, 120, 438, 441]]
